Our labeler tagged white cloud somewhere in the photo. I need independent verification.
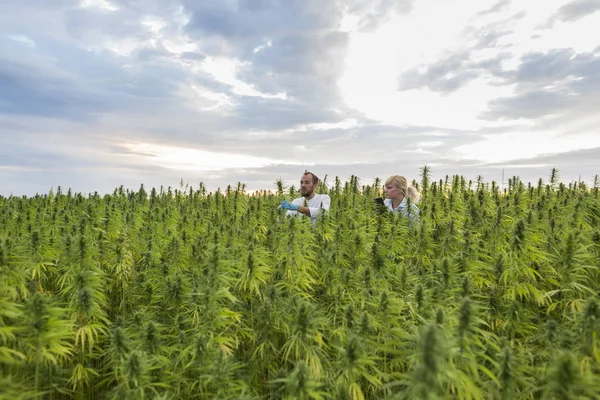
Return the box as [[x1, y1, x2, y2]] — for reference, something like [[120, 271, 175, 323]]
[[454, 131, 600, 163], [80, 0, 118, 12], [8, 34, 35, 47], [104, 37, 157, 57], [492, 0, 600, 64], [200, 56, 287, 99], [296, 118, 359, 131], [339, 13, 360, 33], [122, 142, 298, 171], [189, 85, 235, 111], [171, 83, 235, 112], [141, 18, 167, 34], [415, 141, 443, 148], [253, 39, 272, 54]]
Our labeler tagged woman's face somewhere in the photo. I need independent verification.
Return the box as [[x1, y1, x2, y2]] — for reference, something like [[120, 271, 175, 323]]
[[384, 183, 400, 199]]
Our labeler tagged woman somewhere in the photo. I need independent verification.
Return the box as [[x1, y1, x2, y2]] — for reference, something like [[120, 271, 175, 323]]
[[383, 175, 420, 222]]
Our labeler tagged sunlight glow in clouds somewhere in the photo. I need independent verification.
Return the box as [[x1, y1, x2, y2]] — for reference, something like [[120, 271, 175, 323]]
[[124, 142, 295, 171], [338, 0, 514, 130], [338, 0, 600, 164], [455, 131, 600, 163], [338, 0, 598, 130]]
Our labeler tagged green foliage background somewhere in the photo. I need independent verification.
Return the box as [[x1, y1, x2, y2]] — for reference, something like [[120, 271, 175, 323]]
[[1, 169, 600, 399]]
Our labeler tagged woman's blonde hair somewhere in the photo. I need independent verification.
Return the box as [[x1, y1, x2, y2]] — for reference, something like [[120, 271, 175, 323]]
[[385, 175, 421, 204]]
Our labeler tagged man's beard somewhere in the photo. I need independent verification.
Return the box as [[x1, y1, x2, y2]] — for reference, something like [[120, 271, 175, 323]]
[[302, 189, 313, 198]]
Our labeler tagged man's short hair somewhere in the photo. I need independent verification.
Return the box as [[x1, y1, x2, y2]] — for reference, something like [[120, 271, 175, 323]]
[[303, 171, 319, 184]]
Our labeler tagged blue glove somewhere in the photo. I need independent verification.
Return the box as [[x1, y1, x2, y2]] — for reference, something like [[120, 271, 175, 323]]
[[279, 200, 299, 211]]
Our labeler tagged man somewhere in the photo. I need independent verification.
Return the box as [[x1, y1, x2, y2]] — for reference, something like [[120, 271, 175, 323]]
[[279, 171, 331, 224]]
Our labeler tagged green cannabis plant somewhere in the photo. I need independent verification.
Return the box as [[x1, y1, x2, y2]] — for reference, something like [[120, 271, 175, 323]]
[[1, 169, 599, 399]]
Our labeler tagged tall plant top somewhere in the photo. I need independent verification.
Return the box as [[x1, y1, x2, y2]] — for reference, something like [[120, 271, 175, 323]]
[[1, 173, 600, 399]]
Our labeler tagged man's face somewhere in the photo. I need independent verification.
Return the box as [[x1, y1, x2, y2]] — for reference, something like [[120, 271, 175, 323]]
[[300, 174, 316, 198]]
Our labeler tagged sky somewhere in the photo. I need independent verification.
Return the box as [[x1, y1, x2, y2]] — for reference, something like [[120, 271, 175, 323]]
[[1, 0, 599, 196]]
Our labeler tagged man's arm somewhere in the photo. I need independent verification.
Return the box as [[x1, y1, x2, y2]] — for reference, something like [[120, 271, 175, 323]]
[[297, 205, 311, 217], [291, 198, 311, 217], [279, 198, 311, 217]]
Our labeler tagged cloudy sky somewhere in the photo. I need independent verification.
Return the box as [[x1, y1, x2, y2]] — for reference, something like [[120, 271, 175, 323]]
[[1, 0, 599, 196]]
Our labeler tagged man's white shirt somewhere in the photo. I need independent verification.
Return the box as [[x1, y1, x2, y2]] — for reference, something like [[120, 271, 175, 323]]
[[285, 193, 331, 224]]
